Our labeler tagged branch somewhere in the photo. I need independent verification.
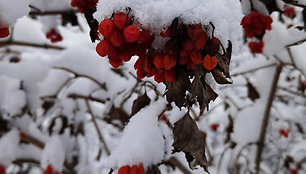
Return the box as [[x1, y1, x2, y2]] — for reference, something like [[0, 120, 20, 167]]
[[85, 100, 110, 155], [29, 10, 78, 16], [68, 93, 106, 104], [231, 63, 277, 76], [0, 41, 64, 50], [54, 67, 107, 91], [255, 64, 283, 174]]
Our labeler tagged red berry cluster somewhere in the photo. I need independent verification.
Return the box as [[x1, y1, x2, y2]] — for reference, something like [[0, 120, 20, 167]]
[[118, 164, 144, 174], [46, 29, 63, 43], [0, 27, 9, 38], [0, 165, 6, 174], [284, 7, 296, 18], [70, 0, 98, 13], [43, 165, 60, 174], [96, 12, 221, 83], [248, 41, 264, 54], [241, 11, 272, 54], [96, 12, 154, 68], [279, 128, 290, 138]]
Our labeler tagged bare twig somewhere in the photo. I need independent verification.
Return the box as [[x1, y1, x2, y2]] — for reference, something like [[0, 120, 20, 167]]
[[85, 100, 110, 155], [0, 41, 64, 50], [54, 67, 107, 91], [68, 93, 106, 104], [255, 64, 283, 174], [231, 63, 277, 76]]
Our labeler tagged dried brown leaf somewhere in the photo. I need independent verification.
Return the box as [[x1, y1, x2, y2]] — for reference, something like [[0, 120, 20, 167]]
[[216, 41, 232, 78], [165, 67, 190, 108], [173, 113, 209, 172], [130, 93, 151, 116], [104, 105, 129, 128], [211, 68, 232, 84], [247, 81, 260, 101]]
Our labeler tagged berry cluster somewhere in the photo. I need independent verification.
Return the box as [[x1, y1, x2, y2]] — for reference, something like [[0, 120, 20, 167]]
[[96, 12, 221, 83], [96, 12, 153, 69], [46, 29, 63, 43], [279, 128, 290, 138], [118, 164, 144, 174], [0, 165, 5, 174], [43, 165, 60, 174], [241, 11, 272, 54], [70, 0, 98, 13], [0, 27, 9, 38]]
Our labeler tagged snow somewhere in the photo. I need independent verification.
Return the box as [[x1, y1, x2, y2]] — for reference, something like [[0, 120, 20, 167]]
[[94, 0, 243, 52], [0, 129, 20, 166], [41, 135, 66, 171], [0, 0, 30, 27], [107, 99, 167, 169], [0, 75, 26, 116], [232, 65, 277, 145]]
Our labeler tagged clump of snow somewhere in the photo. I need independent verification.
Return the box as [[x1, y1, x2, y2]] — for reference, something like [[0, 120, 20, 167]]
[[41, 135, 66, 171], [30, 0, 72, 12], [94, 0, 243, 52], [0, 129, 20, 166], [107, 99, 167, 169], [0, 0, 30, 27], [0, 75, 26, 116]]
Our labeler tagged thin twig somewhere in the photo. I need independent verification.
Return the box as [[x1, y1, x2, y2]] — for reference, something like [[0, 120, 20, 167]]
[[0, 41, 64, 50], [54, 67, 107, 91], [68, 94, 106, 104], [255, 64, 283, 174], [231, 63, 277, 76], [85, 99, 110, 155]]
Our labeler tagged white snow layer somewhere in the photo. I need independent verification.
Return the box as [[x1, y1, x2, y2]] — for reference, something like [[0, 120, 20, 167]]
[[41, 135, 66, 171], [0, 129, 20, 166], [107, 99, 167, 169], [0, 0, 30, 27], [94, 0, 243, 52]]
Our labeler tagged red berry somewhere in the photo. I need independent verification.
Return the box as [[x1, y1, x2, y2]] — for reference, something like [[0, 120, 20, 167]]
[[163, 54, 177, 70], [290, 169, 298, 174], [136, 69, 146, 79], [138, 29, 151, 43], [0, 165, 5, 174], [203, 55, 217, 70], [113, 12, 129, 30], [138, 164, 145, 174], [248, 41, 264, 54], [164, 41, 176, 55], [109, 59, 122, 68], [179, 56, 189, 65], [279, 129, 290, 138], [284, 7, 295, 18], [190, 49, 202, 64], [154, 70, 165, 83], [210, 37, 220, 55], [195, 32, 208, 49], [153, 53, 164, 69], [109, 30, 124, 47], [160, 27, 170, 38], [186, 59, 196, 70], [123, 25, 140, 42], [118, 166, 129, 174], [96, 40, 112, 57], [182, 40, 194, 52], [129, 166, 138, 174], [99, 19, 115, 38], [165, 69, 176, 82], [187, 24, 203, 41], [43, 165, 53, 174], [210, 123, 219, 131], [0, 27, 9, 38]]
